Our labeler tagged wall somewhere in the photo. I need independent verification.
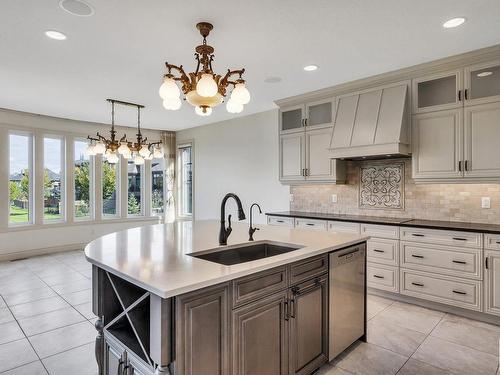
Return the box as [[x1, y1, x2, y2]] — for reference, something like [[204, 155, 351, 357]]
[[0, 108, 163, 259], [176, 109, 290, 224], [291, 158, 500, 224]]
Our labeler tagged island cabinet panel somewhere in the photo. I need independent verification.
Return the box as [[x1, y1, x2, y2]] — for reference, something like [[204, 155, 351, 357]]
[[232, 291, 289, 375], [289, 276, 328, 375], [289, 254, 328, 285], [175, 283, 230, 375], [232, 266, 288, 307]]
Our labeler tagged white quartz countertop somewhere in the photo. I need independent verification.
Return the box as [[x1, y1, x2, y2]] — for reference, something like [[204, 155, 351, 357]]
[[84, 220, 369, 298]]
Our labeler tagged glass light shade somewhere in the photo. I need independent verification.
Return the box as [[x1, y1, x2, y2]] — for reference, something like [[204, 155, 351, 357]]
[[196, 73, 218, 97], [185, 90, 223, 108], [133, 154, 145, 165], [159, 77, 180, 99], [94, 141, 106, 154], [117, 142, 130, 155], [195, 106, 212, 116], [231, 83, 251, 104], [139, 145, 150, 158], [162, 97, 182, 111], [106, 150, 119, 164], [153, 146, 164, 159], [86, 143, 96, 156], [226, 99, 243, 114]]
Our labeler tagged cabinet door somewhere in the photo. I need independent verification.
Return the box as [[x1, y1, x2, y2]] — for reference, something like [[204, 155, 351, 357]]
[[485, 251, 500, 316], [106, 343, 123, 375], [280, 105, 305, 134], [305, 127, 344, 182], [232, 291, 289, 375], [175, 284, 230, 375], [280, 132, 306, 182], [464, 102, 500, 178], [412, 71, 463, 113], [412, 109, 463, 180], [465, 60, 500, 106], [305, 99, 334, 129], [289, 277, 328, 375]]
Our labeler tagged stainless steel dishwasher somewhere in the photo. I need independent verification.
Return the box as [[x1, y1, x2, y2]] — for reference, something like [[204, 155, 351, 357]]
[[329, 242, 366, 360]]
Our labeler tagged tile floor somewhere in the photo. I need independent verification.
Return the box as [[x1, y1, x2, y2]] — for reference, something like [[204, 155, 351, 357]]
[[0, 250, 499, 375]]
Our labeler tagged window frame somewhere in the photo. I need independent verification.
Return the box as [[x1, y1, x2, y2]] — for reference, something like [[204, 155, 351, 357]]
[[102, 157, 121, 219], [73, 138, 94, 222], [150, 157, 167, 217], [127, 161, 144, 217], [177, 141, 194, 219], [42, 134, 66, 223]]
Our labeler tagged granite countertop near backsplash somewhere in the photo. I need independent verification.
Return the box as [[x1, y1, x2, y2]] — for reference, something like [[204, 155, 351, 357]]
[[266, 211, 500, 234]]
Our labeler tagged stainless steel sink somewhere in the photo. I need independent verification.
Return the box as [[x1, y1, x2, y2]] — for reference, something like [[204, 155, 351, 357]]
[[188, 241, 304, 266]]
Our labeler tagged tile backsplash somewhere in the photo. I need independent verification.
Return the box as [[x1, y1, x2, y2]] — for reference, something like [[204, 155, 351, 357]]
[[290, 159, 500, 224]]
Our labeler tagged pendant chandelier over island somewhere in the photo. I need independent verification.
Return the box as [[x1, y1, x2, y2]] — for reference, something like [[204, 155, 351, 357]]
[[159, 22, 250, 116], [86, 99, 163, 165]]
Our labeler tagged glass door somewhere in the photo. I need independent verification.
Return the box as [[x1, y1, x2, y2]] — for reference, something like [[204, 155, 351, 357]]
[[412, 70, 463, 113], [305, 98, 334, 129], [280, 105, 304, 134], [465, 61, 500, 106]]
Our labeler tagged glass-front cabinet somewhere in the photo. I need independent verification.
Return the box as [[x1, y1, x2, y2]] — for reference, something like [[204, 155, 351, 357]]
[[280, 105, 304, 134], [412, 70, 463, 113], [305, 99, 334, 128], [279, 98, 335, 134], [465, 60, 500, 105]]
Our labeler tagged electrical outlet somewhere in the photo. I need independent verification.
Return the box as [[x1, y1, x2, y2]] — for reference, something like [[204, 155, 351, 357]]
[[482, 197, 491, 209], [331, 194, 338, 203], [289, 194, 294, 202]]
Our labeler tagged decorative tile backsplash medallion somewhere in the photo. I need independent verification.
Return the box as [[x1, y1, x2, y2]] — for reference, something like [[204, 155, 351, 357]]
[[359, 162, 404, 210]]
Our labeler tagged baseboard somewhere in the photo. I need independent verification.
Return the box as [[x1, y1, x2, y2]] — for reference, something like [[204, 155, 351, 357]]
[[0, 243, 86, 262], [368, 287, 500, 326]]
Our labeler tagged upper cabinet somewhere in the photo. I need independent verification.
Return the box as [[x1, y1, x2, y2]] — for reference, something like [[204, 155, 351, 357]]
[[279, 99, 335, 134], [465, 60, 500, 106], [412, 70, 463, 113], [280, 105, 304, 134]]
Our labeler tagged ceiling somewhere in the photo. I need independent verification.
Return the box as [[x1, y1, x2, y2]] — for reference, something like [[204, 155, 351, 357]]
[[1, 0, 500, 131]]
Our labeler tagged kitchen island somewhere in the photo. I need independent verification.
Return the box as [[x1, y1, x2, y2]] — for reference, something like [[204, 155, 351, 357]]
[[85, 220, 368, 375]]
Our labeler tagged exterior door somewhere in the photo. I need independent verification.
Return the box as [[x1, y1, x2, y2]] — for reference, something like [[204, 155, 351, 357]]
[[465, 60, 500, 106], [464, 102, 500, 178], [280, 105, 305, 134], [485, 251, 500, 316], [232, 291, 289, 375], [280, 132, 306, 182], [412, 70, 463, 114], [288, 276, 328, 375], [412, 109, 463, 180], [305, 127, 336, 181]]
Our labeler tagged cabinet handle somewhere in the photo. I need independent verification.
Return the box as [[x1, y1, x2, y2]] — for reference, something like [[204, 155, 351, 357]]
[[452, 290, 467, 295], [118, 359, 123, 375], [465, 160, 469, 171], [452, 237, 467, 241], [306, 223, 315, 226], [452, 260, 467, 264], [465, 89, 469, 100], [412, 254, 424, 259], [486, 257, 489, 270], [373, 275, 384, 279], [306, 168, 309, 176], [412, 233, 425, 237], [495, 241, 500, 244], [458, 90, 462, 101], [412, 282, 424, 287], [290, 298, 296, 318], [304, 118, 308, 127], [276, 220, 284, 223], [283, 300, 289, 321], [459, 160, 462, 172], [373, 249, 385, 253]]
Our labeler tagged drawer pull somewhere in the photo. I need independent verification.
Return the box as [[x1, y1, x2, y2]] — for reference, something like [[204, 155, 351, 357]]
[[373, 249, 385, 253], [412, 233, 425, 237], [496, 241, 500, 244], [277, 220, 284, 223], [452, 260, 467, 265], [452, 290, 467, 295], [411, 254, 424, 259], [373, 275, 384, 279], [306, 223, 315, 226], [452, 237, 467, 241], [411, 282, 424, 287]]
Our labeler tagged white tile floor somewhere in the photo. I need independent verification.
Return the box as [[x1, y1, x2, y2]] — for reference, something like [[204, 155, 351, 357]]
[[0, 250, 499, 375]]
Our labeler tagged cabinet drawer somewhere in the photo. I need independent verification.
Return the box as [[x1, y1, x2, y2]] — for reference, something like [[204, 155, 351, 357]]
[[367, 263, 399, 293], [361, 224, 399, 239], [400, 227, 482, 248], [328, 221, 360, 234], [295, 218, 328, 231], [400, 242, 482, 280], [290, 254, 328, 285], [267, 216, 295, 227], [484, 234, 500, 250], [366, 238, 399, 266], [400, 269, 482, 311], [232, 266, 288, 307]]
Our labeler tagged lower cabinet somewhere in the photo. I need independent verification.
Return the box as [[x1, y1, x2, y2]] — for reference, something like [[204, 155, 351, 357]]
[[105, 333, 154, 375], [485, 251, 500, 316]]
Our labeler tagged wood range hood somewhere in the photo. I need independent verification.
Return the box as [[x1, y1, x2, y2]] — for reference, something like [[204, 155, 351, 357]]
[[329, 82, 411, 160]]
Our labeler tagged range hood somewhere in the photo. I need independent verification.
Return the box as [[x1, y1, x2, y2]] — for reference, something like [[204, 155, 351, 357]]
[[329, 83, 410, 159]]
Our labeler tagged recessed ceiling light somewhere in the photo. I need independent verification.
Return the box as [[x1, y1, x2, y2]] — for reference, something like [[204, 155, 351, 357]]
[[264, 76, 283, 83], [477, 71, 493, 77], [304, 65, 318, 72], [45, 30, 67, 40], [59, 0, 94, 17], [443, 17, 466, 28]]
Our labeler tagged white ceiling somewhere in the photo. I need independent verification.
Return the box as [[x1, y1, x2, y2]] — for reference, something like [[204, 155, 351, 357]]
[[1, 0, 500, 131]]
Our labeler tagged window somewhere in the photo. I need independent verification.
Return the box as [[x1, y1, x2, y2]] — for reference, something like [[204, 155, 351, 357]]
[[151, 157, 165, 216], [74, 139, 92, 220], [178, 144, 193, 217], [9, 133, 33, 225], [43, 137, 64, 222], [102, 159, 119, 217], [127, 160, 143, 216]]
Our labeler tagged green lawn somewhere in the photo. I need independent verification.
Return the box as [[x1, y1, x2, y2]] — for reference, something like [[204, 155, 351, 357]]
[[9, 205, 61, 223]]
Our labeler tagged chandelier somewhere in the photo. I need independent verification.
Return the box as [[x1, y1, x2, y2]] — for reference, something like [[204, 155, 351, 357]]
[[159, 22, 250, 116], [86, 99, 164, 165]]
